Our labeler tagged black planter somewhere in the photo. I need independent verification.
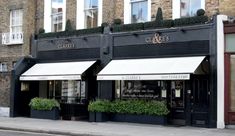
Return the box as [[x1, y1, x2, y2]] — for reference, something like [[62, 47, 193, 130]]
[[95, 112, 109, 122], [30, 108, 60, 120], [89, 112, 96, 122], [110, 114, 167, 125]]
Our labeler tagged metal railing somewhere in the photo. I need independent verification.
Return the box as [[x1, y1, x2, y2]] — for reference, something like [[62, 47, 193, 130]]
[[1, 32, 23, 45]]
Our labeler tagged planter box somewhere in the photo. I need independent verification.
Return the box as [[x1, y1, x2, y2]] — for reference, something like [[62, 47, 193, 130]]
[[89, 112, 96, 122], [95, 112, 109, 122], [30, 108, 60, 120], [110, 114, 167, 125]]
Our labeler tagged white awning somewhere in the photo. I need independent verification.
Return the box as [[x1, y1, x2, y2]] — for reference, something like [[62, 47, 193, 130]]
[[20, 61, 96, 81], [97, 56, 206, 80]]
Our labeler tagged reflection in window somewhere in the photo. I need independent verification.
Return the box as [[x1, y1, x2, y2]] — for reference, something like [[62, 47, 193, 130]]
[[51, 0, 63, 32], [115, 80, 167, 100], [48, 80, 86, 104], [131, 0, 148, 23], [180, 0, 204, 17], [84, 0, 98, 28]]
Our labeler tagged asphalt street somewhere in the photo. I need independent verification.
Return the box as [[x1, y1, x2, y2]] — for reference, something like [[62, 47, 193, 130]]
[[0, 129, 65, 136]]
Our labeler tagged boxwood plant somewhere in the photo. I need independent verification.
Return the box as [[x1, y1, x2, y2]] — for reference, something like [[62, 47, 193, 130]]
[[29, 97, 60, 111], [88, 99, 169, 116]]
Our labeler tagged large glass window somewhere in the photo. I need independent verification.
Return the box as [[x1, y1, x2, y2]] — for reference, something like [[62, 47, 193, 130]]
[[230, 55, 235, 111], [115, 80, 167, 100], [170, 81, 185, 108], [180, 0, 204, 17], [48, 80, 86, 104], [131, 0, 148, 23], [84, 0, 98, 28], [51, 0, 63, 32]]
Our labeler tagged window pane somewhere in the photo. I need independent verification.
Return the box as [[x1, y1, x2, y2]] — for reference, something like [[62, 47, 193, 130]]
[[230, 55, 235, 111], [131, 0, 148, 23], [85, 9, 98, 28], [51, 0, 63, 32], [181, 0, 203, 17], [226, 34, 235, 52], [11, 9, 23, 32], [85, 0, 98, 9]]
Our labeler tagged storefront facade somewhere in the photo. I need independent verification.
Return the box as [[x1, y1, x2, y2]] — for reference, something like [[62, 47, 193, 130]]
[[11, 17, 220, 127], [98, 22, 217, 127]]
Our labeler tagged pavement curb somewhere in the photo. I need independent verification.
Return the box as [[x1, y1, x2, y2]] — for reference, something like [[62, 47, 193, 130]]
[[0, 126, 104, 136]]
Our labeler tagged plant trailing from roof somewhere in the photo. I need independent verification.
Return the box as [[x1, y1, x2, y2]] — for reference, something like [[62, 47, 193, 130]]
[[29, 97, 60, 111], [65, 19, 74, 31]]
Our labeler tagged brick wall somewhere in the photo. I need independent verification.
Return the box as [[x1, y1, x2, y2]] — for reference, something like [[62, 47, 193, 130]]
[[0, 0, 36, 107], [66, 0, 77, 29], [219, 0, 235, 16]]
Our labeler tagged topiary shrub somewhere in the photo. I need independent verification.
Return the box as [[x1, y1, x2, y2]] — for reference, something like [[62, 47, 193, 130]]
[[197, 9, 205, 16], [29, 97, 60, 111], [65, 19, 74, 31], [38, 28, 45, 34], [155, 7, 163, 21], [113, 18, 122, 25]]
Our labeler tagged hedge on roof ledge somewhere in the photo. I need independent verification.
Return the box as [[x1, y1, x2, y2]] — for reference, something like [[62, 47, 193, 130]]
[[37, 27, 103, 39]]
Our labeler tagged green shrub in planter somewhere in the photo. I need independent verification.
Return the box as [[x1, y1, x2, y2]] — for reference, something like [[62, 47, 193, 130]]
[[110, 100, 169, 116], [88, 99, 111, 112], [29, 97, 60, 111], [197, 9, 205, 16], [112, 23, 144, 32]]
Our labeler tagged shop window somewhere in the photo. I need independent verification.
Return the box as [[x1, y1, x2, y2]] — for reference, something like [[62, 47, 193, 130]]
[[170, 81, 185, 108], [10, 9, 23, 33], [44, 0, 66, 32], [226, 34, 235, 52], [230, 55, 235, 111], [76, 0, 102, 29], [124, 0, 150, 24], [0, 62, 8, 72], [173, 0, 205, 19], [48, 80, 86, 104], [115, 80, 167, 100]]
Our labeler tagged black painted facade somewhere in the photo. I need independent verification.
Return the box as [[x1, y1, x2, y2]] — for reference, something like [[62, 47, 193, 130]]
[[11, 18, 217, 127]]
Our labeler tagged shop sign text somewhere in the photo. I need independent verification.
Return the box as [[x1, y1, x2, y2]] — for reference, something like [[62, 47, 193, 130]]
[[145, 33, 170, 44], [57, 40, 75, 49]]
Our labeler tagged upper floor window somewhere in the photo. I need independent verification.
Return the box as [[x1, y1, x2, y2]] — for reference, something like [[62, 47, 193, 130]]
[[51, 0, 64, 32], [131, 0, 148, 23], [0, 62, 8, 72], [44, 0, 66, 32], [84, 0, 98, 28], [124, 0, 150, 24], [76, 0, 102, 29], [10, 9, 23, 33], [173, 0, 205, 19]]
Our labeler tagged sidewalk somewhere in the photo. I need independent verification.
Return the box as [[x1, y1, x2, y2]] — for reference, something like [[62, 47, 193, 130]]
[[0, 117, 234, 136]]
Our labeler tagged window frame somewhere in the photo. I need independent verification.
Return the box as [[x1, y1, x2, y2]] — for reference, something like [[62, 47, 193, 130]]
[[76, 0, 102, 29], [10, 9, 23, 33], [124, 0, 151, 24], [44, 0, 66, 33], [172, 0, 205, 19], [0, 62, 8, 72]]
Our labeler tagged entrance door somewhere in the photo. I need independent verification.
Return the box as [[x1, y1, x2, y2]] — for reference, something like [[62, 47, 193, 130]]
[[168, 80, 186, 125], [188, 75, 209, 127]]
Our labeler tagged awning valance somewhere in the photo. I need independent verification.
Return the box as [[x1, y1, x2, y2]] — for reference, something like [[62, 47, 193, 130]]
[[97, 56, 206, 80], [20, 61, 96, 81]]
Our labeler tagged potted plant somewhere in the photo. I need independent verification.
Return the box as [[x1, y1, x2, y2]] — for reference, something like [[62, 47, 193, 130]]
[[88, 99, 110, 122], [29, 97, 60, 120]]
